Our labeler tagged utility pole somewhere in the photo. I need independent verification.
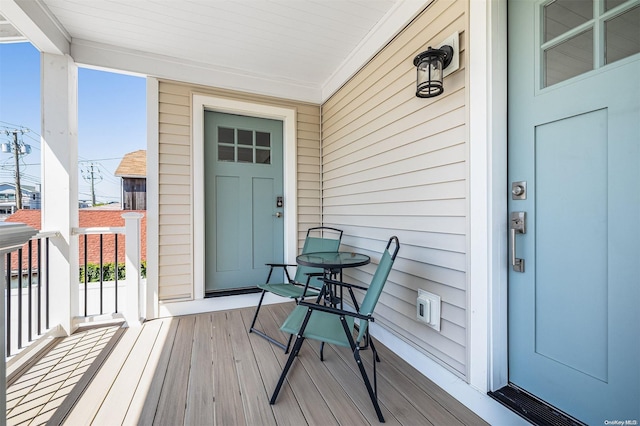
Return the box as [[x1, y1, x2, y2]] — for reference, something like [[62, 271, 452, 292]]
[[89, 163, 96, 206], [2, 129, 30, 210], [81, 162, 102, 205], [11, 131, 23, 209]]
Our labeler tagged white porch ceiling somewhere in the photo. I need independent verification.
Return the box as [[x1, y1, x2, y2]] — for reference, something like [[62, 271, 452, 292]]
[[1, 0, 429, 102]]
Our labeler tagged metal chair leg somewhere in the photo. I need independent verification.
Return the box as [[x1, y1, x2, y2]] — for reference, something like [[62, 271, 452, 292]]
[[369, 335, 381, 362], [372, 345, 378, 396], [270, 335, 305, 404], [249, 290, 266, 332], [284, 333, 294, 354], [353, 346, 385, 423], [249, 290, 287, 350]]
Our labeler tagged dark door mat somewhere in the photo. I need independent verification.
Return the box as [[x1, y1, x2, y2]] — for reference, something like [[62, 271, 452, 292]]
[[488, 385, 586, 426]]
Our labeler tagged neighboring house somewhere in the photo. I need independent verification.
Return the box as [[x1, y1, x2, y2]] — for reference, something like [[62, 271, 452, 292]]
[[114, 150, 146, 210], [0, 182, 40, 215], [5, 209, 147, 271], [1, 1, 638, 425]]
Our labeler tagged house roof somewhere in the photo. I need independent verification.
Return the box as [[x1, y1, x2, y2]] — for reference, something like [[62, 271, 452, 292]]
[[115, 150, 147, 178], [0, 183, 36, 194], [5, 209, 147, 271], [0, 1, 427, 103]]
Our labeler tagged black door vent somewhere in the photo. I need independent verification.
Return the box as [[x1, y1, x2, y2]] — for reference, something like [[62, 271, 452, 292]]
[[488, 385, 586, 426]]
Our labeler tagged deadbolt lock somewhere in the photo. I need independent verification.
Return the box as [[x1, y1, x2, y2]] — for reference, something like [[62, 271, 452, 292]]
[[511, 181, 527, 200]]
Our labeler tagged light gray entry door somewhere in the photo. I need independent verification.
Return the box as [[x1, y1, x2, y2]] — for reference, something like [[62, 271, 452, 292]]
[[204, 111, 284, 292], [507, 1, 639, 423]]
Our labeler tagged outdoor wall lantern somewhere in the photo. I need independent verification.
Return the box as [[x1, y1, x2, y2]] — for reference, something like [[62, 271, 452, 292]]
[[413, 45, 454, 98]]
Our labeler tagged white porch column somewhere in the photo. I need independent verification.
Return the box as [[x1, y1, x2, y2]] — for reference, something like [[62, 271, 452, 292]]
[[122, 212, 144, 327], [40, 53, 79, 336]]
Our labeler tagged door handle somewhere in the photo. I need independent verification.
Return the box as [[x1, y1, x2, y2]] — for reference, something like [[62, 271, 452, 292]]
[[510, 211, 526, 272], [274, 212, 282, 218]]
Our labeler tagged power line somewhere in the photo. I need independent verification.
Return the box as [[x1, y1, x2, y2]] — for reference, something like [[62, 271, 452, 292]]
[[79, 156, 127, 162], [0, 121, 31, 130]]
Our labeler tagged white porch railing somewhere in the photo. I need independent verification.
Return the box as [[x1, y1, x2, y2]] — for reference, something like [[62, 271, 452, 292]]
[[4, 230, 58, 358], [72, 212, 145, 326], [73, 225, 125, 317], [4, 212, 145, 362], [1, 222, 38, 417]]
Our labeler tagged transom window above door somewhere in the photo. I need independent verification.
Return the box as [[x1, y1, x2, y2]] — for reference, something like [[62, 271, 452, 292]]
[[217, 126, 272, 164], [541, 0, 640, 88]]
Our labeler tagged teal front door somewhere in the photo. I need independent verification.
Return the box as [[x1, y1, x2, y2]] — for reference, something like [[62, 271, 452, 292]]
[[204, 111, 284, 292], [508, 1, 639, 423]]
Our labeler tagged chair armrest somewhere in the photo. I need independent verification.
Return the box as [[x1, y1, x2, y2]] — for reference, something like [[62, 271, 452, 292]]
[[298, 300, 372, 321], [264, 263, 295, 284], [304, 272, 325, 277], [322, 277, 368, 291]]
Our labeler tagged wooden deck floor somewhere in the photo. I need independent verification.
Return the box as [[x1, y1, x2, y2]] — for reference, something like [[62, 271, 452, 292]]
[[24, 303, 488, 425], [6, 325, 122, 425]]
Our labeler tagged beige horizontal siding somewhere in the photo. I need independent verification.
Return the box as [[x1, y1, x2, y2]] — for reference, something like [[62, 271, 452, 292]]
[[321, 0, 469, 378], [157, 82, 192, 301], [157, 80, 321, 301], [295, 112, 322, 244]]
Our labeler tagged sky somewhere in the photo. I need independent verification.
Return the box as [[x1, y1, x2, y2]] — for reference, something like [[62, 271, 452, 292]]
[[0, 41, 146, 205]]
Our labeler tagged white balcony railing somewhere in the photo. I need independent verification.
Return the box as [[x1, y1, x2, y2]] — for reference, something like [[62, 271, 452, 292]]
[[4, 230, 58, 358], [72, 212, 145, 326], [4, 212, 144, 362]]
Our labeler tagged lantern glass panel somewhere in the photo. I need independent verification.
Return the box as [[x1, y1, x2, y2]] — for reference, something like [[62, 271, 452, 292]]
[[416, 56, 444, 97]]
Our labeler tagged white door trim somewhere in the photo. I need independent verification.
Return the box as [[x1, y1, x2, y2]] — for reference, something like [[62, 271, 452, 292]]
[[192, 94, 297, 299], [467, 0, 509, 393], [145, 77, 159, 319]]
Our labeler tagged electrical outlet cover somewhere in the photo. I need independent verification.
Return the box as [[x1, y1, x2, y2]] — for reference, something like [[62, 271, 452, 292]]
[[417, 289, 441, 331]]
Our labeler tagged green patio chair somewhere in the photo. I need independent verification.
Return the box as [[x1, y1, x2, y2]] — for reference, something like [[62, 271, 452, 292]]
[[248, 226, 343, 351], [269, 236, 400, 423]]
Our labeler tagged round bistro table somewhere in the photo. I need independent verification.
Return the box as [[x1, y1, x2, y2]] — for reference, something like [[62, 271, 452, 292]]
[[296, 251, 370, 308]]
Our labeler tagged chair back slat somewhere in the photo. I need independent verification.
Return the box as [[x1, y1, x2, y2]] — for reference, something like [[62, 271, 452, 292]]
[[356, 236, 399, 342], [303, 236, 341, 253], [293, 228, 342, 287]]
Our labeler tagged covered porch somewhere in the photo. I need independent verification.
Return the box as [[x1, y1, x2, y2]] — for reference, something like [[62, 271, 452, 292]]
[[6, 303, 487, 425], [0, 0, 523, 424]]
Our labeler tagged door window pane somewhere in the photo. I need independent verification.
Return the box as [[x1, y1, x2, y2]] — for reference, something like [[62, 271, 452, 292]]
[[256, 149, 271, 164], [238, 129, 253, 145], [605, 0, 627, 11], [238, 147, 253, 163], [218, 127, 234, 144], [605, 6, 640, 64], [218, 145, 235, 162], [544, 0, 593, 42], [544, 29, 594, 87], [256, 131, 271, 147]]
